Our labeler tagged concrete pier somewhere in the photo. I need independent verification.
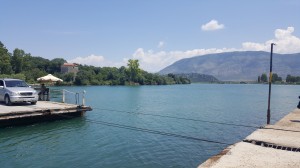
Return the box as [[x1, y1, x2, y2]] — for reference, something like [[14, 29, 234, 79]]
[[199, 109, 300, 168], [0, 101, 92, 127]]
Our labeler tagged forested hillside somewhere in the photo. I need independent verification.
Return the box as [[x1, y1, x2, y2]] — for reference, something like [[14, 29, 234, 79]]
[[0, 41, 190, 85]]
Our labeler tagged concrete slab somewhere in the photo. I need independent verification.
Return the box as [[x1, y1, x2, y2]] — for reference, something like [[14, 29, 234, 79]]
[[264, 124, 300, 133], [245, 128, 300, 148], [0, 101, 77, 115], [275, 109, 300, 129], [0, 101, 92, 127], [199, 142, 300, 168], [199, 108, 300, 168]]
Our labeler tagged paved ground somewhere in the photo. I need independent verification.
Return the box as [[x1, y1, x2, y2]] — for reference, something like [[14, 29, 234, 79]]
[[0, 101, 77, 115], [199, 108, 300, 168]]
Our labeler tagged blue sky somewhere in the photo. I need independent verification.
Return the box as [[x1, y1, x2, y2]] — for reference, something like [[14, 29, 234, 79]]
[[1, 0, 300, 72]]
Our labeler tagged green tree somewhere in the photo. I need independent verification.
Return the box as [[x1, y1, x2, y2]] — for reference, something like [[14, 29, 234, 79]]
[[11, 48, 25, 73], [48, 58, 66, 73], [22, 53, 32, 71], [0, 73, 26, 80], [286, 74, 300, 83], [63, 72, 75, 82], [271, 73, 282, 83], [286, 75, 292, 83], [118, 66, 128, 85], [74, 70, 95, 85], [22, 55, 50, 71], [24, 68, 47, 83], [261, 73, 268, 82], [126, 59, 141, 83], [0, 41, 13, 74]]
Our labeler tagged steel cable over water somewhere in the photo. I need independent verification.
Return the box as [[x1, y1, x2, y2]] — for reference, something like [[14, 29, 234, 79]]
[[93, 107, 261, 129], [48, 100, 260, 145], [57, 112, 232, 145], [84, 118, 232, 145]]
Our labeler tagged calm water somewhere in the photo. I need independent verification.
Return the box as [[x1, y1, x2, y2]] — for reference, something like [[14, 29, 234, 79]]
[[0, 84, 299, 168]]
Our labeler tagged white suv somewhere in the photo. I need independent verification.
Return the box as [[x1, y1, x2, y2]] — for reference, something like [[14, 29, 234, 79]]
[[0, 78, 38, 105]]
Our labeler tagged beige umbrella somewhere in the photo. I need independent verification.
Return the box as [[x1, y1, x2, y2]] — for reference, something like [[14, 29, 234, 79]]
[[37, 74, 63, 83]]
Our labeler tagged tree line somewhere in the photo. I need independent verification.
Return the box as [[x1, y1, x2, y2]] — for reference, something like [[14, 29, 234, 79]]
[[286, 75, 300, 83], [0, 41, 190, 85], [72, 63, 190, 85], [258, 73, 300, 84]]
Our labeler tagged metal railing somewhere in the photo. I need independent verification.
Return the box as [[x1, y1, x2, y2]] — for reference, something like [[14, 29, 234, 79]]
[[49, 89, 86, 106], [62, 89, 86, 106]]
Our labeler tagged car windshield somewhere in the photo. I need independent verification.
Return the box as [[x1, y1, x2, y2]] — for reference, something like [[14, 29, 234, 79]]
[[5, 80, 28, 87]]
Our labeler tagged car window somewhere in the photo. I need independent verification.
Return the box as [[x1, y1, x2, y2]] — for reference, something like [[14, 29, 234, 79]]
[[5, 80, 28, 87], [0, 80, 3, 86]]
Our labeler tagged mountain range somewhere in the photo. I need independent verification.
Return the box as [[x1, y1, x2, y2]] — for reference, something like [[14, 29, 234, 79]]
[[175, 73, 219, 83], [159, 51, 300, 81]]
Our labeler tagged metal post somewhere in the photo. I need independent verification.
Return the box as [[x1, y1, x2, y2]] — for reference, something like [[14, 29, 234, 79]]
[[267, 43, 275, 124], [62, 89, 65, 103], [82, 90, 86, 106], [47, 88, 50, 101]]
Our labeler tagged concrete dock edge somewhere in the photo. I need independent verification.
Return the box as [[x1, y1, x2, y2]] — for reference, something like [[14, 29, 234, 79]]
[[198, 109, 300, 168]]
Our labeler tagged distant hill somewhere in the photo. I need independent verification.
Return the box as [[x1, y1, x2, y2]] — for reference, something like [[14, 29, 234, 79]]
[[159, 51, 300, 81], [175, 73, 219, 83]]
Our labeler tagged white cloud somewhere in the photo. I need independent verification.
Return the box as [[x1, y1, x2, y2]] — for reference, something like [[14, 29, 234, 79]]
[[157, 41, 165, 48], [242, 27, 300, 53], [68, 27, 300, 73], [68, 54, 125, 67], [131, 48, 237, 72], [201, 20, 224, 31], [133, 27, 300, 72]]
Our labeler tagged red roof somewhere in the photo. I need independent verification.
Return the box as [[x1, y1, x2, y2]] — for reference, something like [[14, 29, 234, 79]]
[[62, 63, 78, 67]]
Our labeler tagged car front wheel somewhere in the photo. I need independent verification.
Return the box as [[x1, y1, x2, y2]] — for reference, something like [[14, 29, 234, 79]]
[[4, 95, 12, 106], [31, 101, 37, 105]]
